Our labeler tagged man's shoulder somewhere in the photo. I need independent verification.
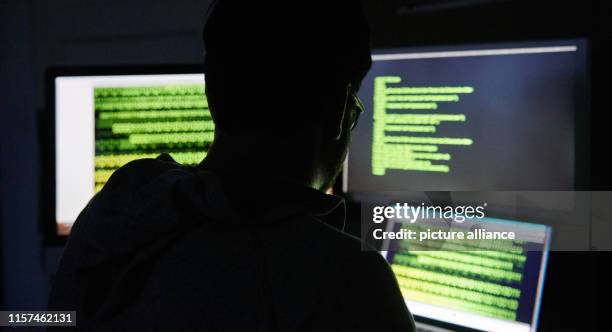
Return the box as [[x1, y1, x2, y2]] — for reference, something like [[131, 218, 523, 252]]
[[262, 214, 391, 273], [257, 215, 414, 331], [315, 220, 392, 273], [103, 154, 182, 189], [90, 154, 193, 210]]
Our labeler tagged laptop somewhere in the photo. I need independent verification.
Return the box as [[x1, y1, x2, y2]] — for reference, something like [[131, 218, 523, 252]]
[[380, 216, 551, 332]]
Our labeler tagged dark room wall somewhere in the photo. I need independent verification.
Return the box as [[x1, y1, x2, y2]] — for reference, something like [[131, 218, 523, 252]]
[[1, 0, 46, 311]]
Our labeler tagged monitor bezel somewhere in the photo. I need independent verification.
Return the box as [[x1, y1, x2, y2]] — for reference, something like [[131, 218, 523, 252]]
[[42, 64, 205, 246]]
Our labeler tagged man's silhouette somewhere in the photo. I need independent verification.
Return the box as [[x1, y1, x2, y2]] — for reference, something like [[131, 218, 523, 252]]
[[49, 1, 415, 330]]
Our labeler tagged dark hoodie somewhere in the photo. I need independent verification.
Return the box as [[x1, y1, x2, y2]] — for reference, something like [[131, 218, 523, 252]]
[[48, 154, 414, 331]]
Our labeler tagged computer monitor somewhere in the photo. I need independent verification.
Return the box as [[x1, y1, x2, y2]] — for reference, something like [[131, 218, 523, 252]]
[[344, 39, 588, 193], [381, 217, 551, 332], [45, 66, 210, 237]]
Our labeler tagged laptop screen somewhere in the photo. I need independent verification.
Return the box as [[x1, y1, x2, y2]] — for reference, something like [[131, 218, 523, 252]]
[[381, 217, 551, 332]]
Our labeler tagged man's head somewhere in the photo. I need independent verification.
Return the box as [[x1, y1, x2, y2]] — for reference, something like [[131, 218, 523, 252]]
[[201, 0, 371, 191]]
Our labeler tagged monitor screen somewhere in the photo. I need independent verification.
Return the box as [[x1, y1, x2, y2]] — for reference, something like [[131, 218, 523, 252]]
[[53, 72, 209, 235], [345, 39, 587, 193], [382, 217, 551, 332]]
